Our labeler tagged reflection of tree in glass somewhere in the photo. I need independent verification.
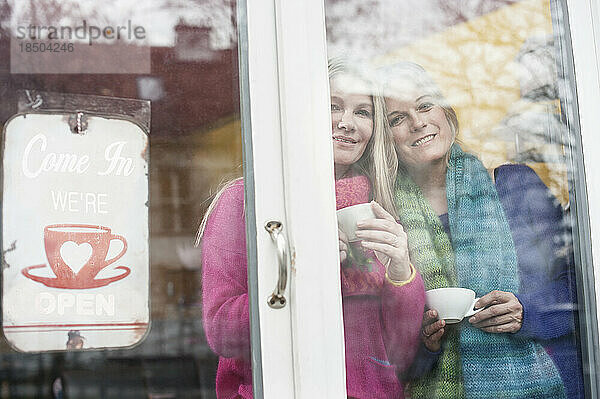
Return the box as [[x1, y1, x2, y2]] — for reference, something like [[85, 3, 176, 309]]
[[325, 0, 521, 61], [493, 34, 574, 161], [435, 0, 520, 24], [8, 0, 95, 29], [490, 32, 573, 199], [0, 1, 12, 36], [515, 35, 557, 100]]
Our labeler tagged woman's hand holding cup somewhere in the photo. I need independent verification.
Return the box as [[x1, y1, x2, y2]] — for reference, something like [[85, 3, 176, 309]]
[[468, 290, 523, 333], [421, 309, 446, 352], [355, 201, 411, 281]]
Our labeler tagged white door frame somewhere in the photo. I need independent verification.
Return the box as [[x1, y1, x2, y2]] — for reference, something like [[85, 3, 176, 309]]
[[243, 0, 346, 397]]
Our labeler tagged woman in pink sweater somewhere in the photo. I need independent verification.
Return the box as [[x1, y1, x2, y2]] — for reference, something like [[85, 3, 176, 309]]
[[200, 59, 425, 398]]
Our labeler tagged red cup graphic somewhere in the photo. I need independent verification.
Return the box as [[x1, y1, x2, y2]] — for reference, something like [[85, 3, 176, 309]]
[[22, 224, 130, 289]]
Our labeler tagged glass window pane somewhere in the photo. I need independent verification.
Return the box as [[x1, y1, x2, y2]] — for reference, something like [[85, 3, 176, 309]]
[[0, 1, 251, 397], [325, 0, 593, 398]]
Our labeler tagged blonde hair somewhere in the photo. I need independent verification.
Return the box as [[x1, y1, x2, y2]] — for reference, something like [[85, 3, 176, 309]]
[[195, 177, 243, 247], [329, 57, 398, 219], [377, 62, 459, 167]]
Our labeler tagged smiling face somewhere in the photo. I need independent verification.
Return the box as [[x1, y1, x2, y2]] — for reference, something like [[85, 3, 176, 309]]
[[330, 76, 374, 177], [385, 87, 454, 171]]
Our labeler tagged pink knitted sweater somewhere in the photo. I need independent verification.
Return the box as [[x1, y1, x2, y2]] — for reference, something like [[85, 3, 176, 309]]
[[202, 177, 424, 398]]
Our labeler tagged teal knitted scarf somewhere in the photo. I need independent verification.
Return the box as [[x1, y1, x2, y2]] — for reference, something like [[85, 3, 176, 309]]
[[398, 145, 565, 399]]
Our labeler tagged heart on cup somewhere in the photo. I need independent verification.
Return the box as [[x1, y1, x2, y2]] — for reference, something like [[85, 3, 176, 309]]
[[59, 241, 93, 275], [22, 224, 131, 289]]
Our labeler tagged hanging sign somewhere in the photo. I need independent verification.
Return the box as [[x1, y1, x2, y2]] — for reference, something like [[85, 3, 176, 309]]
[[2, 113, 149, 351]]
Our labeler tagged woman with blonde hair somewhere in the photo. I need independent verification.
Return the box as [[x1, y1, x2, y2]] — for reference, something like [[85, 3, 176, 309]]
[[378, 61, 582, 399], [200, 59, 425, 398]]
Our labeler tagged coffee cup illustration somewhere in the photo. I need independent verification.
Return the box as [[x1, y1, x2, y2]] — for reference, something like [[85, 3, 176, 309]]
[[22, 224, 130, 289]]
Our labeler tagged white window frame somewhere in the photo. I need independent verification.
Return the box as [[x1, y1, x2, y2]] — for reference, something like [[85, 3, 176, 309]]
[[566, 0, 600, 395], [571, 0, 600, 324]]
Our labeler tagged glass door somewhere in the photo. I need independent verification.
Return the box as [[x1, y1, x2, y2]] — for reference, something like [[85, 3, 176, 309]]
[[265, 0, 600, 397]]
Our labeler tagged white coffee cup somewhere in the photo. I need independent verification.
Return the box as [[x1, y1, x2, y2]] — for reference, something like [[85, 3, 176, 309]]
[[336, 203, 376, 242], [425, 287, 483, 324]]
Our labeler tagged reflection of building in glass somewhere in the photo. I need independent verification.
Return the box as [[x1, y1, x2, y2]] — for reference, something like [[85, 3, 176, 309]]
[[174, 22, 217, 62]]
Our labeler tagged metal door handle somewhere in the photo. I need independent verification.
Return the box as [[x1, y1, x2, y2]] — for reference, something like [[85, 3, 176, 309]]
[[265, 221, 288, 309]]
